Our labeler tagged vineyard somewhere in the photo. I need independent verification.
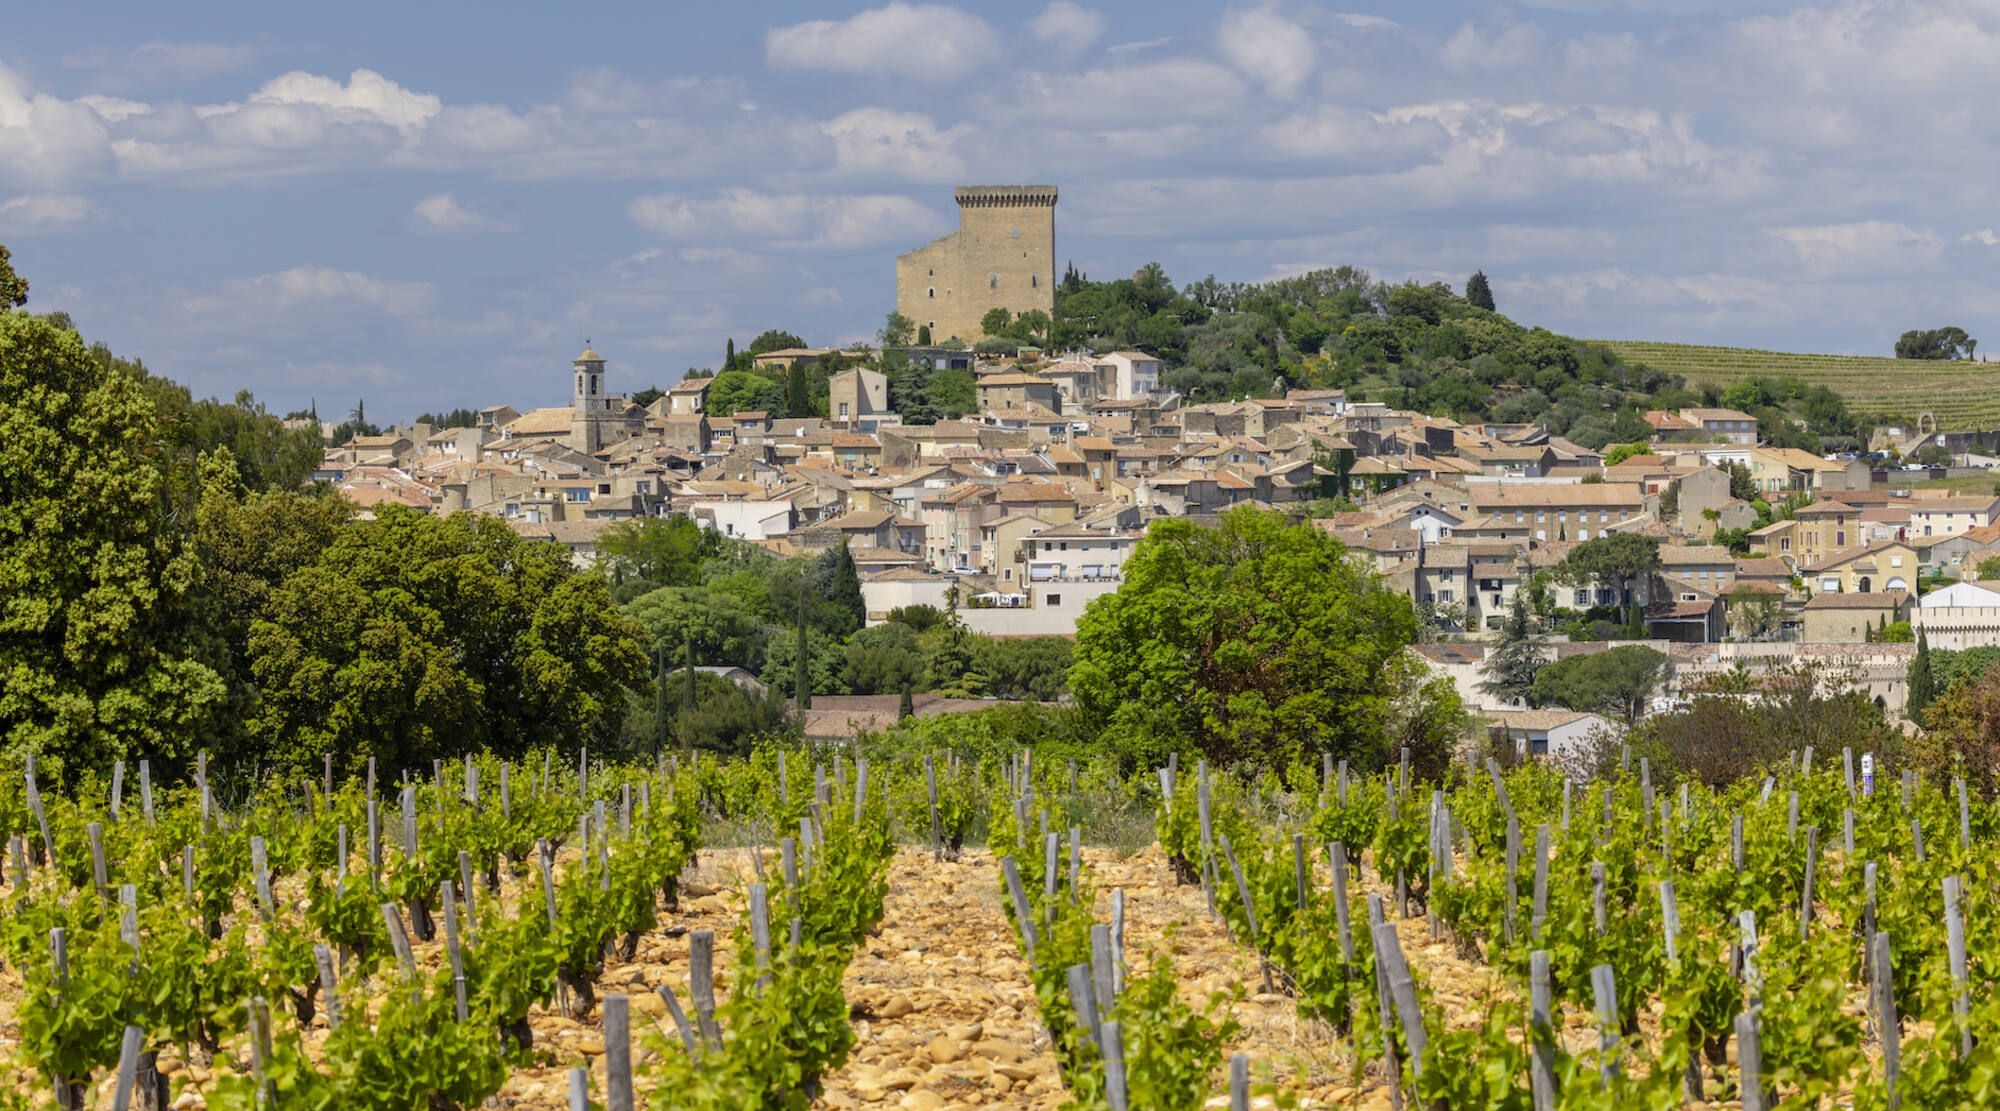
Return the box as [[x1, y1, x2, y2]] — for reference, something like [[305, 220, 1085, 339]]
[[0, 743, 1990, 1110], [1603, 340, 2000, 431]]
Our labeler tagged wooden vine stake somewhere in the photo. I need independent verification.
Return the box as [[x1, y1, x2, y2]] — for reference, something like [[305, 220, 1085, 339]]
[[1871, 931, 1900, 1109], [1590, 964, 1619, 1083], [567, 1067, 590, 1111], [1219, 833, 1272, 991], [1528, 950, 1558, 1111], [1372, 915, 1427, 1081], [689, 929, 721, 1049], [1101, 1020, 1130, 1111], [1229, 1053, 1250, 1111], [604, 994, 634, 1111], [1737, 1010, 1766, 1111], [111, 1025, 143, 1111], [1366, 895, 1404, 1111], [1944, 876, 1971, 1058]]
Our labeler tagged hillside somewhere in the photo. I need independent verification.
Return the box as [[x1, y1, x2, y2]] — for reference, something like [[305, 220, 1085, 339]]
[[1603, 340, 2000, 431]]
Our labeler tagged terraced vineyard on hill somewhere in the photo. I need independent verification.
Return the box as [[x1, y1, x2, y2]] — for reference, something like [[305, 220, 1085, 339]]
[[1603, 340, 2000, 431]]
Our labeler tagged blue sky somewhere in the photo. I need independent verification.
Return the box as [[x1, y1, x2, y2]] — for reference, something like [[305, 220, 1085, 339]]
[[5, 0, 1997, 418]]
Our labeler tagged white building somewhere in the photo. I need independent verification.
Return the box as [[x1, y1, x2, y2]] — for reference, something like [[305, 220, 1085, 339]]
[[1914, 579, 2000, 650], [685, 497, 796, 541], [1485, 709, 1620, 761], [1096, 351, 1161, 400]]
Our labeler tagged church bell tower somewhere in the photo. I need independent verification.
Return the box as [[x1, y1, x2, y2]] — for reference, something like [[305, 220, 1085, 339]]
[[570, 345, 609, 454]]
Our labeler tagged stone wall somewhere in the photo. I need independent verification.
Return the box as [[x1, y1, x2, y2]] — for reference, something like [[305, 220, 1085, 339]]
[[897, 186, 1057, 345]]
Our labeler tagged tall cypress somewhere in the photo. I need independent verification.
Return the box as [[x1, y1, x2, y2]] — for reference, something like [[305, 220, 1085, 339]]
[[795, 589, 811, 711], [1908, 628, 1936, 722], [786, 360, 809, 418], [1466, 270, 1496, 312], [725, 337, 737, 372]]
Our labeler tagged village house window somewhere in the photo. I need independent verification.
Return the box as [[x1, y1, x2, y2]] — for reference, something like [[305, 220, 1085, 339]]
[[1438, 590, 1454, 603], [1046, 593, 1061, 606]]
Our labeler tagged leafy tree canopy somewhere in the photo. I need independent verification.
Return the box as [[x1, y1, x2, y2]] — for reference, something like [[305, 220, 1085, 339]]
[[0, 243, 25, 308], [1896, 326, 1977, 361], [747, 330, 807, 356], [0, 312, 228, 768], [1529, 644, 1668, 724], [1070, 507, 1428, 769], [245, 506, 647, 773]]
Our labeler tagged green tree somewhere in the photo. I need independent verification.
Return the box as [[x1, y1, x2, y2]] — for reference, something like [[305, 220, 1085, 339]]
[[1560, 532, 1662, 607], [785, 360, 810, 418], [977, 635, 1072, 701], [1464, 269, 1495, 312], [414, 407, 479, 429], [1602, 441, 1650, 466], [244, 506, 645, 772], [1722, 461, 1758, 502], [916, 324, 932, 346], [826, 540, 865, 635], [1069, 507, 1424, 769], [0, 312, 227, 769], [598, 516, 722, 600], [1909, 628, 1938, 722], [747, 330, 807, 356], [724, 337, 738, 372], [1529, 644, 1668, 724], [1896, 327, 1976, 360], [927, 369, 975, 418], [622, 585, 773, 671], [979, 307, 1014, 339], [879, 312, 915, 348], [0, 243, 25, 308], [705, 370, 784, 418], [1478, 595, 1544, 707], [842, 623, 926, 696], [1974, 556, 2000, 581]]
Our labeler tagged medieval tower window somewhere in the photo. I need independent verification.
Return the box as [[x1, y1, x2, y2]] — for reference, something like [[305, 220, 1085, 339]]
[[1011, 227, 1020, 238], [928, 288, 934, 299], [989, 274, 998, 290], [1031, 274, 1038, 288]]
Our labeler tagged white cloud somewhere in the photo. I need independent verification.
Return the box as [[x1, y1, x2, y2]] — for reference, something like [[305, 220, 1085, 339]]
[[406, 193, 516, 234], [628, 189, 943, 249], [1331, 13, 1399, 30], [1770, 221, 1943, 276], [1106, 36, 1171, 55], [0, 193, 110, 234], [0, 64, 116, 190], [1964, 228, 2000, 247], [64, 42, 264, 85], [1030, 2, 1107, 52], [995, 59, 1248, 127], [1440, 19, 1550, 73], [766, 4, 994, 83], [1259, 106, 1448, 166], [184, 266, 439, 327], [235, 69, 442, 133], [1217, 7, 1317, 99], [820, 107, 968, 181]]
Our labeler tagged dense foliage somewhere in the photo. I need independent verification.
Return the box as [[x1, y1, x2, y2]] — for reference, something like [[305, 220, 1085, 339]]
[[1071, 507, 1450, 770]]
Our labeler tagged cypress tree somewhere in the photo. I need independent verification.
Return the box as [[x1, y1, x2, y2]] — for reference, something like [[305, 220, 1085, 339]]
[[1908, 628, 1936, 722], [786, 360, 809, 418], [794, 590, 811, 711], [917, 324, 932, 346], [1466, 270, 1496, 312], [1478, 595, 1544, 707], [828, 540, 865, 633], [725, 337, 737, 372]]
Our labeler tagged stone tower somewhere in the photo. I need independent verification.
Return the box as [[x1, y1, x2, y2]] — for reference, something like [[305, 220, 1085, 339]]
[[569, 345, 612, 454], [896, 185, 1057, 345]]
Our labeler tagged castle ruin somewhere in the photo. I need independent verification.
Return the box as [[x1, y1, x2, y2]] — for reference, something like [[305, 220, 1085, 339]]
[[895, 185, 1057, 345]]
